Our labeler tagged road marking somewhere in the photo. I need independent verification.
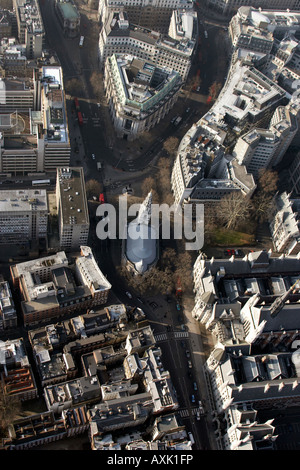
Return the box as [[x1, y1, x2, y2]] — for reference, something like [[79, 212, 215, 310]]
[[154, 333, 168, 342], [174, 331, 189, 338], [178, 407, 198, 418]]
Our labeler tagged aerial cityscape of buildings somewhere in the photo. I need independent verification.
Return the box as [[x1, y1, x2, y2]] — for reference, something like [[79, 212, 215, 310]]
[[0, 0, 300, 454]]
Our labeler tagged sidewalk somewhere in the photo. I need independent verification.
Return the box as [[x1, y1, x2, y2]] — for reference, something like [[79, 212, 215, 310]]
[[182, 293, 219, 450]]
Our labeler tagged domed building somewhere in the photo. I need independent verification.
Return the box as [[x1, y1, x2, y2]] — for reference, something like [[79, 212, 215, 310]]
[[122, 191, 159, 275]]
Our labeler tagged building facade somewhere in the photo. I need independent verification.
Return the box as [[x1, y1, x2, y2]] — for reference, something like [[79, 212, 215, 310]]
[[0, 188, 47, 245], [10, 246, 111, 326], [99, 10, 196, 82], [54, 0, 80, 38], [104, 53, 181, 141], [13, 0, 44, 59]]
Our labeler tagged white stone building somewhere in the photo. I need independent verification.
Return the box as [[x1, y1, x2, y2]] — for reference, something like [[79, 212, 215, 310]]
[[269, 191, 300, 254], [99, 10, 196, 81], [104, 54, 181, 141]]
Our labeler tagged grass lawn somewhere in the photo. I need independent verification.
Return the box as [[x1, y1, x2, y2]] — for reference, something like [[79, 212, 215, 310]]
[[210, 228, 255, 246]]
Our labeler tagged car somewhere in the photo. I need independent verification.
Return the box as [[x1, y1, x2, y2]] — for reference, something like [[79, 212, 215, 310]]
[[181, 324, 186, 331], [188, 360, 192, 369], [190, 394, 195, 403], [125, 291, 132, 299], [176, 303, 181, 311], [225, 248, 235, 256], [92, 153, 95, 160], [97, 103, 101, 108], [186, 350, 190, 358], [193, 382, 198, 391], [196, 86, 201, 92], [181, 340, 186, 348], [196, 410, 201, 421], [186, 107, 190, 113]]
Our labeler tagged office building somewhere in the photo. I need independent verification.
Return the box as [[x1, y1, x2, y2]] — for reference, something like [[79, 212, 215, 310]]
[[40, 66, 71, 171], [0, 188, 47, 245], [10, 246, 111, 326], [233, 106, 298, 178], [13, 0, 44, 59], [104, 54, 181, 141], [56, 167, 89, 251], [171, 123, 255, 206], [269, 192, 300, 254], [0, 338, 38, 401], [0, 9, 13, 39], [98, 0, 193, 33], [0, 66, 70, 174], [44, 375, 101, 413], [0, 277, 17, 330], [99, 10, 196, 81], [0, 39, 27, 78], [88, 392, 153, 434], [207, 0, 300, 17]]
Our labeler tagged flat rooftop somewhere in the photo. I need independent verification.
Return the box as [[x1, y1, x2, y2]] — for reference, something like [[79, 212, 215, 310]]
[[0, 189, 47, 213], [57, 167, 89, 226]]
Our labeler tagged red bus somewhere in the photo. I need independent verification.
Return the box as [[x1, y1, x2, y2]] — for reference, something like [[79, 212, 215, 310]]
[[77, 111, 83, 126], [74, 97, 80, 111]]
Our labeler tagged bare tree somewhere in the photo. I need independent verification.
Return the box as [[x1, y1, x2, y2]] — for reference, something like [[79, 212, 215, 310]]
[[89, 71, 102, 100], [0, 387, 21, 437], [85, 179, 103, 199], [163, 137, 179, 156], [216, 193, 252, 230], [256, 168, 278, 196], [65, 78, 82, 97], [251, 169, 279, 222]]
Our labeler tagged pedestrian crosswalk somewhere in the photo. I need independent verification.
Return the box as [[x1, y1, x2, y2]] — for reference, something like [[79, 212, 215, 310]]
[[178, 407, 198, 418], [174, 331, 189, 338], [154, 331, 189, 343], [154, 333, 168, 342]]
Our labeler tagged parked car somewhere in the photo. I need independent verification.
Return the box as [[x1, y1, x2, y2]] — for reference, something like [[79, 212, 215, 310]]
[[188, 360, 192, 369], [176, 303, 181, 311], [186, 350, 190, 358], [193, 382, 198, 391], [190, 394, 195, 403], [92, 153, 95, 160], [125, 291, 132, 299], [196, 410, 201, 421]]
